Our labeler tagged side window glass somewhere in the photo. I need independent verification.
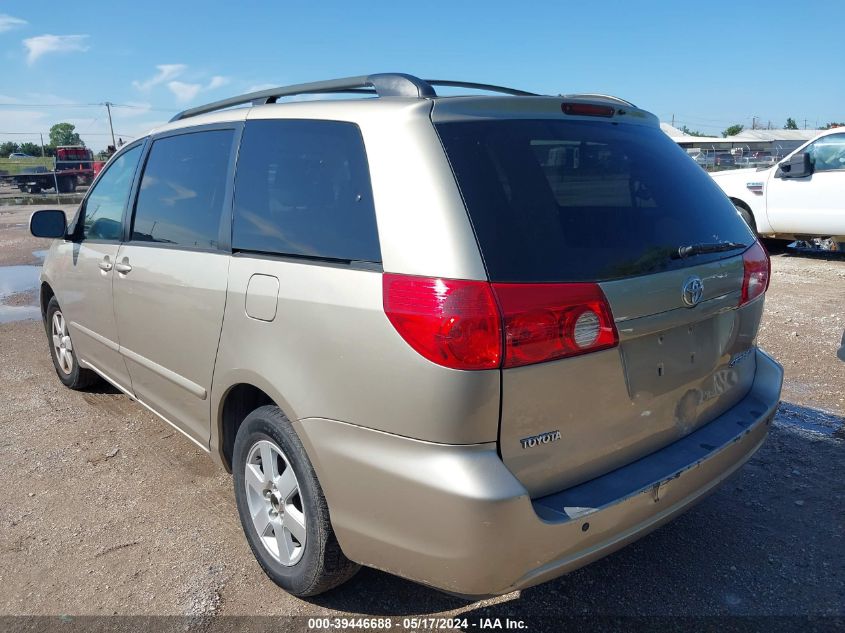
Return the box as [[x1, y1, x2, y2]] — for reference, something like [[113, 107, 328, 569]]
[[806, 133, 845, 172], [81, 145, 142, 241], [232, 119, 381, 263], [131, 129, 234, 249]]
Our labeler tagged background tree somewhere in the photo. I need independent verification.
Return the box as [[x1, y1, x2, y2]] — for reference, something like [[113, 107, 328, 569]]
[[784, 118, 798, 130], [19, 142, 43, 156], [821, 122, 845, 129], [722, 124, 744, 138], [680, 125, 706, 137], [49, 123, 84, 147], [0, 141, 21, 156]]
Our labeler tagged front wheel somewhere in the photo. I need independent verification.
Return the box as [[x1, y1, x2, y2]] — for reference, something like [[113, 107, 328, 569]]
[[45, 297, 99, 389], [232, 405, 359, 596], [734, 203, 756, 232]]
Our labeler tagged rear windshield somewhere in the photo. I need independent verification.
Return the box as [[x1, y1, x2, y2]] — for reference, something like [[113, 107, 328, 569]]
[[435, 119, 754, 282]]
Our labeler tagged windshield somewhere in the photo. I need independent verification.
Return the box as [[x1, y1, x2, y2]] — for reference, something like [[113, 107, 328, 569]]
[[436, 119, 754, 282]]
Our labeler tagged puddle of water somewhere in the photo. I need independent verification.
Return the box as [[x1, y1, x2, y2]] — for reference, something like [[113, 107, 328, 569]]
[[0, 304, 41, 323], [775, 402, 844, 437], [0, 264, 41, 323], [0, 265, 41, 298]]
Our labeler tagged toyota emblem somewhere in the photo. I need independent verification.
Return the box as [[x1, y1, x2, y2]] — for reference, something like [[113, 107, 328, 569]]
[[682, 276, 704, 307]]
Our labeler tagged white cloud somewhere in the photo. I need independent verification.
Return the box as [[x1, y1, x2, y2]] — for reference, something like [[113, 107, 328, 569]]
[[168, 81, 202, 103], [23, 34, 90, 64], [132, 64, 187, 91], [206, 75, 230, 91], [133, 65, 228, 104], [0, 14, 27, 33]]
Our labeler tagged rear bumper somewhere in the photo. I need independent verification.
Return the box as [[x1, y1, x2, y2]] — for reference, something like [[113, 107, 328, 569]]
[[294, 348, 783, 597]]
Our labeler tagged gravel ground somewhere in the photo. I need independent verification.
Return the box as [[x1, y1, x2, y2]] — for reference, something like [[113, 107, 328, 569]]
[[0, 204, 842, 628]]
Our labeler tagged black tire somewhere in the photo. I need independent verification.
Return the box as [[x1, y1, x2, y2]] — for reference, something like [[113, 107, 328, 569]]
[[233, 405, 359, 596], [45, 297, 99, 389], [762, 238, 791, 254], [57, 176, 76, 193], [734, 203, 756, 232]]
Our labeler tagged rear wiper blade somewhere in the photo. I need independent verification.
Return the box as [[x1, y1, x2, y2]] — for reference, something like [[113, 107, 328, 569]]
[[672, 241, 747, 259]]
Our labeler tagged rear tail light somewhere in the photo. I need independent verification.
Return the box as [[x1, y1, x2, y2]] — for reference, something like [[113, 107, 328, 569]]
[[383, 274, 501, 370], [492, 283, 618, 368], [740, 241, 770, 306], [561, 102, 616, 117], [383, 274, 618, 371]]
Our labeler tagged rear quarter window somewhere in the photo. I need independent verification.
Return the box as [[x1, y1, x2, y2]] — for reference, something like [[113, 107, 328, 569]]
[[232, 119, 380, 263], [436, 119, 754, 282]]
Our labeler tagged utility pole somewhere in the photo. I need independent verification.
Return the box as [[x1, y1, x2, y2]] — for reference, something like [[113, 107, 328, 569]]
[[39, 133, 45, 157], [104, 102, 116, 149], [804, 119, 808, 129], [671, 114, 675, 127]]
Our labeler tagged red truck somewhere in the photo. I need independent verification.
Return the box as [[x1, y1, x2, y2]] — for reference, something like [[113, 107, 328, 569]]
[[11, 145, 97, 194]]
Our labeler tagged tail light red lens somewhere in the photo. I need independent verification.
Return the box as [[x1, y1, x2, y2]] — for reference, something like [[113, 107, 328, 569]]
[[383, 274, 618, 371], [492, 283, 618, 368], [383, 274, 502, 370], [740, 241, 770, 306]]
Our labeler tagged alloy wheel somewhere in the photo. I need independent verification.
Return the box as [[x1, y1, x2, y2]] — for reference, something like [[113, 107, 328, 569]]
[[244, 439, 307, 566], [51, 311, 74, 375]]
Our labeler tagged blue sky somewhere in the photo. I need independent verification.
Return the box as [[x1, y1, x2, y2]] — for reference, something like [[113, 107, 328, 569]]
[[1, 0, 842, 150]]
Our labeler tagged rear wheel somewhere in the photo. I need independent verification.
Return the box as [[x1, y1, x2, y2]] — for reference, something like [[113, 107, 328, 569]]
[[57, 176, 76, 193], [232, 405, 359, 596], [45, 297, 99, 389]]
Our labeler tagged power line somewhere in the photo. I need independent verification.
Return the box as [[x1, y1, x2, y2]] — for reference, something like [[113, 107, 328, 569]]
[[0, 131, 137, 137], [0, 102, 102, 107], [0, 102, 176, 112]]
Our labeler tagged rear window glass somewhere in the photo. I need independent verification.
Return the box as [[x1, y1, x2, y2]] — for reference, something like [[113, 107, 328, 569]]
[[436, 119, 754, 282], [232, 119, 380, 263]]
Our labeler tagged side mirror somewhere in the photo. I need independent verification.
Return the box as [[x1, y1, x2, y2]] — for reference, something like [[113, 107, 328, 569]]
[[29, 209, 67, 239], [838, 331, 845, 362], [778, 152, 813, 179]]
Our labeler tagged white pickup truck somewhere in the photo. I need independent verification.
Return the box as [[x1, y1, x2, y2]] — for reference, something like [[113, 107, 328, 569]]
[[710, 128, 845, 242]]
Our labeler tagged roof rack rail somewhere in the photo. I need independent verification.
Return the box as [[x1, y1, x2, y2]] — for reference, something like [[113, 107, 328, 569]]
[[170, 73, 539, 122], [170, 73, 436, 122], [561, 93, 637, 108], [424, 80, 538, 97]]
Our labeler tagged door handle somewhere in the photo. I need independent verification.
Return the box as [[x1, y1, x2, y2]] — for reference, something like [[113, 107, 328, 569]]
[[98, 257, 113, 272], [115, 261, 132, 274]]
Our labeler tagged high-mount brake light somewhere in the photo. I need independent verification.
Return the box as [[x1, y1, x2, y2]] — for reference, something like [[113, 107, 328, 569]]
[[740, 241, 770, 306], [561, 103, 616, 117], [383, 274, 619, 371]]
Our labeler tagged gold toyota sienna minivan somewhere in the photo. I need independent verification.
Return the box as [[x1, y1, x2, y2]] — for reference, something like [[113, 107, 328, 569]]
[[29, 74, 783, 598]]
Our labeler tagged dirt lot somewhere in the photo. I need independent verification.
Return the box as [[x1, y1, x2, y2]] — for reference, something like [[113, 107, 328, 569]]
[[0, 203, 843, 627]]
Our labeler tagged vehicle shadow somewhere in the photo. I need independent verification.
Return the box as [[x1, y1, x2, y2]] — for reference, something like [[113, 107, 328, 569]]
[[82, 379, 122, 395], [309, 401, 844, 618], [779, 245, 845, 261]]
